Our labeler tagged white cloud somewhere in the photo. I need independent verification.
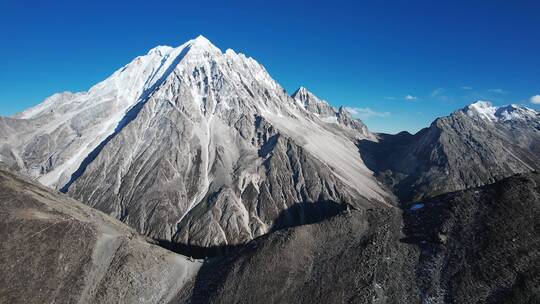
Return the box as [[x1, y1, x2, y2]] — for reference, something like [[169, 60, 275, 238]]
[[530, 95, 540, 104], [384, 96, 396, 100], [461, 86, 473, 90], [404, 95, 417, 101], [345, 107, 391, 120], [488, 88, 506, 94]]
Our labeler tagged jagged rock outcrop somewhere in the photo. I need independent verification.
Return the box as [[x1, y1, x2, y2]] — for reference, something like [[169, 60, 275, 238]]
[[184, 172, 540, 304], [336, 105, 373, 138], [401, 172, 540, 303], [291, 86, 337, 117], [0, 168, 200, 304], [360, 101, 540, 203], [292, 86, 373, 139]]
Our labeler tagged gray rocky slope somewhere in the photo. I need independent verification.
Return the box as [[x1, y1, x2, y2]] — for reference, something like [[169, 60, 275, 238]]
[[0, 167, 201, 304], [0, 36, 391, 249], [359, 101, 540, 204], [184, 172, 540, 304]]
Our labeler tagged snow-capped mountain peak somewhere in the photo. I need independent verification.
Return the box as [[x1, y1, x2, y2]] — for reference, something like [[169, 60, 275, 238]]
[[463, 100, 498, 121], [184, 35, 222, 55], [2, 35, 390, 247], [461, 100, 538, 123], [192, 34, 213, 44]]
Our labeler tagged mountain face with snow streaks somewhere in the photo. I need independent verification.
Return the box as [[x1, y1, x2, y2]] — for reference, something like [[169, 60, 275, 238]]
[[0, 36, 389, 247]]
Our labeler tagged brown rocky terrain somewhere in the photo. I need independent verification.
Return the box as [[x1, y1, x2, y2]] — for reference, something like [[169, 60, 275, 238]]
[[0, 168, 200, 304]]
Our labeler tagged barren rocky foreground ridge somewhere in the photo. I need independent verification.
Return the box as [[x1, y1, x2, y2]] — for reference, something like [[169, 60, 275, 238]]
[[0, 36, 539, 303]]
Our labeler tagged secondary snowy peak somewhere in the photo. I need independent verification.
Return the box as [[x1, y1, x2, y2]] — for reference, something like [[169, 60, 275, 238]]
[[461, 101, 539, 123], [495, 104, 539, 122]]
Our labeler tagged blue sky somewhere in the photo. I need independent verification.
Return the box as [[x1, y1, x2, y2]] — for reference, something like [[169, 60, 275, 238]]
[[1, 0, 539, 133]]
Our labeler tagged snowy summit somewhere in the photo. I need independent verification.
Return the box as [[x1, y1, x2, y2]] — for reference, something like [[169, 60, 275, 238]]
[[462, 100, 539, 122]]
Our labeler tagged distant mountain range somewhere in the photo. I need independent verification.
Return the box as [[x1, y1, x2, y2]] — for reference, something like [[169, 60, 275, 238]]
[[361, 100, 540, 203], [0, 36, 539, 303]]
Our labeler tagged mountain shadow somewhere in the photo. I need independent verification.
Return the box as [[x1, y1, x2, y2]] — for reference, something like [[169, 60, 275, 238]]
[[157, 200, 347, 259], [357, 131, 420, 204], [155, 240, 243, 259], [270, 200, 347, 231]]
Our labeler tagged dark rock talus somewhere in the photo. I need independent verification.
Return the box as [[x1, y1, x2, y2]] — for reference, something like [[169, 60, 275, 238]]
[[183, 172, 540, 303]]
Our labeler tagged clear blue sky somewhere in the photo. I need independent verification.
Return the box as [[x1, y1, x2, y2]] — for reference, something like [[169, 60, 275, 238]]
[[1, 0, 539, 133]]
